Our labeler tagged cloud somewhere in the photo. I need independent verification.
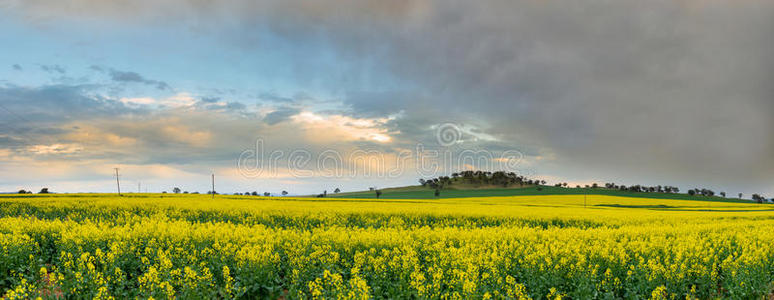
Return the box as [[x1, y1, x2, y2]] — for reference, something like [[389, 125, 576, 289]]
[[200, 97, 220, 103], [119, 97, 156, 106], [196, 99, 247, 112], [0, 84, 138, 125], [40, 64, 65, 74], [231, 0, 772, 193], [107, 69, 170, 90], [158, 93, 196, 108], [290, 111, 395, 144], [11, 64, 22, 71], [263, 107, 300, 125], [225, 102, 246, 111], [27, 143, 83, 155], [257, 92, 295, 103], [1, 0, 773, 195]]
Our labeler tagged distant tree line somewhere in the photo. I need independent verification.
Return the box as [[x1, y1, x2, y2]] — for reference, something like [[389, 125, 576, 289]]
[[166, 187, 291, 197], [600, 183, 680, 194], [17, 188, 49, 194], [419, 171, 545, 189], [416, 171, 772, 204]]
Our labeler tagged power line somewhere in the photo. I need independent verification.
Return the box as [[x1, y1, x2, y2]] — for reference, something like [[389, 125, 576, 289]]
[[0, 104, 37, 148], [0, 103, 32, 123]]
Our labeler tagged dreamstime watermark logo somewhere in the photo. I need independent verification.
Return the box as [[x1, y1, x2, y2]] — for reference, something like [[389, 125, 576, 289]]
[[237, 123, 524, 179], [436, 123, 462, 147]]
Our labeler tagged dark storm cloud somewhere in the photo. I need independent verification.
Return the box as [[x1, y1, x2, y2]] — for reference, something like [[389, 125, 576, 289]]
[[6, 0, 774, 193], [224, 0, 772, 192], [107, 69, 170, 90]]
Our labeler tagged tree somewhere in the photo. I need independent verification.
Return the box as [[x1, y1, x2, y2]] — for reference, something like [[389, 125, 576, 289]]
[[738, 193, 743, 199], [251, 191, 258, 196], [282, 191, 288, 196], [688, 190, 696, 196], [39, 188, 49, 194], [375, 190, 382, 199], [264, 192, 271, 197], [18, 189, 27, 194], [720, 192, 726, 198], [172, 187, 181, 194], [334, 188, 340, 194], [434, 189, 440, 197]]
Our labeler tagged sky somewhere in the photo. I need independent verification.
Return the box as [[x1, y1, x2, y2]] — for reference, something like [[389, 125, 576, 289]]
[[0, 0, 772, 197]]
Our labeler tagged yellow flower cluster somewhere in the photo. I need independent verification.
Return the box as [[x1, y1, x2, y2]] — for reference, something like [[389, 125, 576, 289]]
[[0, 193, 773, 299]]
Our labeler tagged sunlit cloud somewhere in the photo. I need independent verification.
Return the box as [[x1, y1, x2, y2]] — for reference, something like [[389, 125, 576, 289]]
[[160, 93, 197, 108], [291, 111, 395, 144], [159, 125, 212, 147], [119, 97, 156, 106], [27, 143, 84, 155], [121, 93, 198, 109], [63, 125, 138, 147]]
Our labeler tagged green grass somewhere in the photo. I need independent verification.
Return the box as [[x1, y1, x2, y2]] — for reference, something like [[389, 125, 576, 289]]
[[329, 185, 752, 203]]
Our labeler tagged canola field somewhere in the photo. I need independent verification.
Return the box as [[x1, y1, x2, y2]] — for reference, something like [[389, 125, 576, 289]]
[[0, 194, 773, 299]]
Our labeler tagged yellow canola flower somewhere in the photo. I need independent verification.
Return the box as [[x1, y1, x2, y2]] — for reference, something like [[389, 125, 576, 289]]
[[0, 193, 773, 299]]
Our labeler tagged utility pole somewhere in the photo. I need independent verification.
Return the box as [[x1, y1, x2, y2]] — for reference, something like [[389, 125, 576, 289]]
[[584, 189, 587, 209], [211, 173, 215, 199], [114, 168, 121, 196]]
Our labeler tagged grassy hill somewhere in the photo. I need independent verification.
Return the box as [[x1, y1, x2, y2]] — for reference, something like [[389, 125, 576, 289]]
[[329, 184, 753, 203]]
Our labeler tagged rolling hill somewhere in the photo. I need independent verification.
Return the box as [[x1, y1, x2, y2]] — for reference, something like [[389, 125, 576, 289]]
[[328, 184, 753, 203]]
